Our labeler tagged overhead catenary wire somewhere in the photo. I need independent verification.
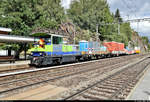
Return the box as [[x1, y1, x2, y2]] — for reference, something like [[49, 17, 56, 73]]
[[121, 0, 138, 19]]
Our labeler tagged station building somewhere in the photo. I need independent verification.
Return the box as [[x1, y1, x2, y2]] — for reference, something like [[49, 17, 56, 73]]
[[0, 27, 15, 57]]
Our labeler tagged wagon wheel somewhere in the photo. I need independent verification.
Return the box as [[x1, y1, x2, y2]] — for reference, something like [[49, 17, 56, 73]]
[[58, 58, 63, 65], [75, 58, 79, 62]]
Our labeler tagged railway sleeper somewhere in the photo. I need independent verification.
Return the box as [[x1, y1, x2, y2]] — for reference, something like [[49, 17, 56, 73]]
[[122, 92, 129, 98], [82, 93, 108, 100], [108, 77, 129, 81], [72, 96, 89, 100], [103, 82, 125, 86], [101, 83, 123, 87], [92, 87, 116, 94], [100, 83, 122, 88], [87, 90, 111, 98], [96, 85, 120, 91], [125, 88, 132, 93], [117, 94, 126, 100], [110, 76, 129, 80], [105, 80, 127, 84], [111, 85, 133, 99]]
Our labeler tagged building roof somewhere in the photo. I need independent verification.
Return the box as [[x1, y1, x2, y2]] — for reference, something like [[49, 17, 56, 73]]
[[0, 27, 12, 32]]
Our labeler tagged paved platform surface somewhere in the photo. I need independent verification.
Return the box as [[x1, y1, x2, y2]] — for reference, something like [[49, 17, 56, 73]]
[[0, 60, 30, 66], [0, 84, 67, 100], [0, 60, 30, 71], [128, 66, 150, 100]]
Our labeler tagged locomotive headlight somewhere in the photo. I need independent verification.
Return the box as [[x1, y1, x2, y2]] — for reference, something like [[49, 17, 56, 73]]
[[31, 52, 33, 56], [40, 53, 43, 56]]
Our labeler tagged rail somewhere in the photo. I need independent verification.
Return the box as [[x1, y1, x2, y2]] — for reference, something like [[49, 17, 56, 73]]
[[64, 57, 149, 100]]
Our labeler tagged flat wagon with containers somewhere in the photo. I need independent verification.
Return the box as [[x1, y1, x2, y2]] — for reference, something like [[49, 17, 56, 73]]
[[28, 32, 140, 67]]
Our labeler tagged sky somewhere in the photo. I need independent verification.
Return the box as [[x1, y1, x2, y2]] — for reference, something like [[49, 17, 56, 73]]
[[61, 0, 150, 38]]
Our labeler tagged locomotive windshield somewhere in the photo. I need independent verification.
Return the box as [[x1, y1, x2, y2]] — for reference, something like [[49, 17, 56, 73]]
[[31, 33, 63, 45], [34, 37, 51, 47]]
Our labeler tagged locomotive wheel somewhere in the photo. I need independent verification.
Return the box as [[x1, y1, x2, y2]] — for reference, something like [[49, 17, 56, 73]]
[[88, 57, 92, 61], [96, 56, 99, 59], [53, 60, 58, 65], [36, 64, 41, 68], [75, 58, 79, 62], [35, 62, 41, 68], [58, 59, 63, 65]]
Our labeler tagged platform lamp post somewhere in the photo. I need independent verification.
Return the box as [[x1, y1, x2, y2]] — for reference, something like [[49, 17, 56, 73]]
[[24, 43, 27, 60]]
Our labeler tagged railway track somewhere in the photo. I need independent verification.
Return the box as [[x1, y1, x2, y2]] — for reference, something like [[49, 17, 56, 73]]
[[0, 54, 148, 99], [0, 54, 142, 79], [64, 57, 150, 100], [0, 54, 144, 75]]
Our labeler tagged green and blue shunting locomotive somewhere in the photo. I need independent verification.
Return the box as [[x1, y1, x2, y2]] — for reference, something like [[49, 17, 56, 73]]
[[28, 32, 82, 67]]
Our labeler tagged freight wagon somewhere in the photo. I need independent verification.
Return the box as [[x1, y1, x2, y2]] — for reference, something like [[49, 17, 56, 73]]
[[125, 46, 140, 55], [103, 42, 125, 56], [79, 41, 108, 59]]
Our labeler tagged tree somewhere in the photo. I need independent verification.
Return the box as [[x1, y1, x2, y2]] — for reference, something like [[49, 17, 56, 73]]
[[68, 0, 114, 41], [0, 0, 66, 59], [114, 8, 123, 23], [34, 0, 66, 29]]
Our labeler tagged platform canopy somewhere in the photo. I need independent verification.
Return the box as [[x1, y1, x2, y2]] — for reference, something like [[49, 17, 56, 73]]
[[0, 32, 65, 43], [0, 27, 12, 35], [0, 27, 35, 43], [0, 27, 12, 32], [0, 34, 34, 43], [30, 32, 64, 38]]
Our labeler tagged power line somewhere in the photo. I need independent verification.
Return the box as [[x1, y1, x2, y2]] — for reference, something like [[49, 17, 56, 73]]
[[121, 0, 144, 34], [100, 17, 150, 25], [121, 0, 137, 19], [128, 0, 137, 13], [126, 18, 150, 22], [122, 0, 134, 13], [129, 0, 138, 18]]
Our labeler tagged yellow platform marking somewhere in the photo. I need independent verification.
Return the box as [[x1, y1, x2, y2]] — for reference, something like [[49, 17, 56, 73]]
[[1, 85, 67, 100]]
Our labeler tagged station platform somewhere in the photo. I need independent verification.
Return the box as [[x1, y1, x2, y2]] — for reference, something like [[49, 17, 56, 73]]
[[0, 60, 30, 71], [127, 65, 150, 100]]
